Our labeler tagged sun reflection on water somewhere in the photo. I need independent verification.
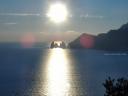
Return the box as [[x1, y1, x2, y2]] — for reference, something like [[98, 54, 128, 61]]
[[29, 48, 84, 96], [46, 48, 70, 96]]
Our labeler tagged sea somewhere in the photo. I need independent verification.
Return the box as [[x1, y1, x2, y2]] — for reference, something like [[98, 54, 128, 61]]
[[0, 44, 128, 96]]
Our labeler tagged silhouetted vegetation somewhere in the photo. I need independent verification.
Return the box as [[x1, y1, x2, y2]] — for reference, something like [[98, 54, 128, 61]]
[[103, 77, 128, 96]]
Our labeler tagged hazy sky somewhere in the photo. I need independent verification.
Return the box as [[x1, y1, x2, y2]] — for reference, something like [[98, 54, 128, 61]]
[[0, 0, 128, 42]]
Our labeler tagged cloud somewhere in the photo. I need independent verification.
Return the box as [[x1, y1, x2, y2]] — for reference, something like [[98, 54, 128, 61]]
[[0, 30, 82, 43], [70, 14, 104, 19], [0, 13, 41, 16], [81, 14, 104, 19], [0, 13, 103, 19], [4, 23, 17, 25], [39, 30, 81, 42]]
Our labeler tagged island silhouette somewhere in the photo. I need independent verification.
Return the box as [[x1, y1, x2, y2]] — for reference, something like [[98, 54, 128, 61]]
[[50, 41, 66, 49]]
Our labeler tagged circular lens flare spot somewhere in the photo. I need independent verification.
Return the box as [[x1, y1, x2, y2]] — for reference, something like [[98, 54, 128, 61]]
[[20, 33, 36, 48], [80, 34, 95, 48]]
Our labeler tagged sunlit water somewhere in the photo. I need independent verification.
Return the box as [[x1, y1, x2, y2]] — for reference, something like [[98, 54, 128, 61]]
[[0, 48, 128, 96], [29, 48, 84, 96]]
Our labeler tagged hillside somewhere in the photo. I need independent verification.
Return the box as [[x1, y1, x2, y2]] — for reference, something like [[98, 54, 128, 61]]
[[68, 23, 128, 51]]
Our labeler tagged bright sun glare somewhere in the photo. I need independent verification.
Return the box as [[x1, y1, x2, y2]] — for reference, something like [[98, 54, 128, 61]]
[[47, 2, 68, 23]]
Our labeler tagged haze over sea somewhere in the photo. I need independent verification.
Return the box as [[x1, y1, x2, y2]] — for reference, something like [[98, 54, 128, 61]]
[[0, 45, 128, 96]]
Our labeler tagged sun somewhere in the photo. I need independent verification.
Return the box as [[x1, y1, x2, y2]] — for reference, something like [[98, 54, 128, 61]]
[[47, 2, 68, 23]]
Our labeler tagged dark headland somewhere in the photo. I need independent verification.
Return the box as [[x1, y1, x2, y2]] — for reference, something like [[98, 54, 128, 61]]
[[68, 22, 128, 51]]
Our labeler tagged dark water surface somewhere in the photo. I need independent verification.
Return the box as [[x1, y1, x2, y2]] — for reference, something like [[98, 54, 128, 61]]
[[0, 48, 128, 96]]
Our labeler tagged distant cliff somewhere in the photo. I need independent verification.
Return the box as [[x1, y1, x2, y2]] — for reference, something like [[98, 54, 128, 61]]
[[68, 23, 128, 51]]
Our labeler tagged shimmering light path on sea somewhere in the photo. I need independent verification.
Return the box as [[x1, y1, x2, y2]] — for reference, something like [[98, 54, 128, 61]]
[[29, 48, 86, 96]]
